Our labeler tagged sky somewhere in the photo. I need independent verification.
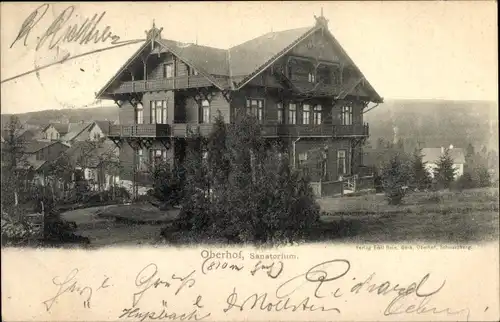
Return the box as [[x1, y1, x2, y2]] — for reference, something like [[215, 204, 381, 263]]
[[0, 1, 497, 114]]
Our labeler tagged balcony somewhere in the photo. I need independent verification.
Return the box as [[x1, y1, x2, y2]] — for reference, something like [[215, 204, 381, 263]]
[[112, 75, 214, 94], [168, 123, 368, 138], [108, 124, 170, 138]]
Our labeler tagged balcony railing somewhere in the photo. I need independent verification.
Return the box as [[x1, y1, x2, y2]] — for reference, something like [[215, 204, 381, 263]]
[[170, 123, 368, 138], [112, 75, 214, 94], [266, 123, 369, 137], [108, 124, 170, 138]]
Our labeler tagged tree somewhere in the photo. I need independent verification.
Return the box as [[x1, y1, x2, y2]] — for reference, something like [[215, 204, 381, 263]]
[[410, 148, 432, 191], [433, 148, 457, 189], [171, 110, 320, 244], [1, 116, 28, 210], [381, 154, 411, 205]]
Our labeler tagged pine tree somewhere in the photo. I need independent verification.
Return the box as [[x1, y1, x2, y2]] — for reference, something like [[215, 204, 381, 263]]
[[410, 148, 432, 191], [381, 154, 411, 205], [433, 148, 457, 189]]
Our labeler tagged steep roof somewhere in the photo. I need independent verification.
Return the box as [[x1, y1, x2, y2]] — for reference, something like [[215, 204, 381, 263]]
[[60, 122, 93, 142], [422, 148, 466, 164], [94, 121, 112, 135], [24, 140, 65, 153], [65, 140, 119, 168], [44, 123, 70, 135], [229, 27, 312, 78], [157, 39, 229, 76], [97, 18, 383, 103]]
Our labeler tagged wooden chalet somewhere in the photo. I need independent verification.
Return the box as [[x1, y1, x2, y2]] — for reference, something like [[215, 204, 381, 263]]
[[96, 13, 383, 194]]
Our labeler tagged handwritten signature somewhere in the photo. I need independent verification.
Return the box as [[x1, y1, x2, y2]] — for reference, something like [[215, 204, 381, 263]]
[[10, 3, 123, 51], [133, 263, 196, 307], [42, 268, 112, 312], [2, 3, 144, 84]]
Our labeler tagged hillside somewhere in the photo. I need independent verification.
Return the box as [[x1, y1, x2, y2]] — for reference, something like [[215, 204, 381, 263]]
[[1, 105, 119, 127], [364, 99, 498, 152]]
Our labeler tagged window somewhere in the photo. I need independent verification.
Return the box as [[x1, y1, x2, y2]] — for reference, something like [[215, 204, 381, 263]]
[[288, 103, 297, 124], [332, 66, 341, 85], [150, 149, 167, 166], [337, 150, 347, 176], [298, 152, 308, 166], [201, 100, 211, 123], [302, 104, 310, 125], [277, 102, 284, 124], [150, 100, 168, 124], [308, 72, 315, 83], [134, 103, 144, 124], [163, 63, 174, 78], [245, 99, 264, 122], [136, 149, 144, 169], [313, 105, 322, 125], [340, 105, 353, 125]]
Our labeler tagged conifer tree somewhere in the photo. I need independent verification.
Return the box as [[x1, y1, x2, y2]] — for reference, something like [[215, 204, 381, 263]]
[[381, 154, 411, 205], [433, 148, 457, 189], [410, 148, 432, 190]]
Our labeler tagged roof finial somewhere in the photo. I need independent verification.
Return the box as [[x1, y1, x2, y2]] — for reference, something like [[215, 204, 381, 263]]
[[314, 8, 329, 28]]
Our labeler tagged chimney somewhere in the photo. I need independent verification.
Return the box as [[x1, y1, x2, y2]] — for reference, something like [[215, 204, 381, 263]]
[[441, 147, 444, 154]]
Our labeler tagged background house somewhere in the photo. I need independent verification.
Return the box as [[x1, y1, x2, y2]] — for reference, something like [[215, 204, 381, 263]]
[[59, 121, 111, 144], [41, 123, 70, 141], [422, 146, 465, 179], [64, 140, 120, 191]]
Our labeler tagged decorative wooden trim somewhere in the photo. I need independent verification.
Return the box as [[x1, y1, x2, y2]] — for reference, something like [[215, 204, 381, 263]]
[[113, 98, 123, 108], [221, 90, 232, 103], [159, 138, 172, 150], [193, 87, 216, 105]]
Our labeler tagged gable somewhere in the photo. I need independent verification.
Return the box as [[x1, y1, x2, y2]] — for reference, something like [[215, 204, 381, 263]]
[[97, 40, 227, 99], [289, 28, 344, 63]]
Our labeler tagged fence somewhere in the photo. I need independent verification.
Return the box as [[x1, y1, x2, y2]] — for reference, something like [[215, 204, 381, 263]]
[[311, 175, 375, 198]]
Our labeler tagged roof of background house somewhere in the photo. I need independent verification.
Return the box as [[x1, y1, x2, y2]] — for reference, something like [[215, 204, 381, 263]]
[[422, 148, 466, 164], [65, 140, 119, 168], [43, 123, 70, 135], [97, 19, 383, 102], [60, 122, 93, 142], [23, 140, 68, 153], [94, 120, 112, 135]]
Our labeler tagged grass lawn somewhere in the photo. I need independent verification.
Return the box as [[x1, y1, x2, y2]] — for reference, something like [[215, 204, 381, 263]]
[[53, 187, 498, 247], [314, 188, 499, 244]]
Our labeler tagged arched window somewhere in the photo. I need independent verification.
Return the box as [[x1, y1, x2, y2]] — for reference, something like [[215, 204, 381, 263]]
[[135, 103, 144, 124], [201, 99, 211, 123]]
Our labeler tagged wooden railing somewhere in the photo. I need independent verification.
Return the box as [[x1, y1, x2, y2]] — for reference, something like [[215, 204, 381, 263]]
[[108, 123, 368, 138], [108, 124, 170, 137], [112, 75, 214, 94]]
